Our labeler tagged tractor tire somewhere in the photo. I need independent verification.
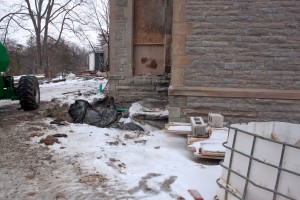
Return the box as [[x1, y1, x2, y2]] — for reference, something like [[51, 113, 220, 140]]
[[18, 76, 40, 111]]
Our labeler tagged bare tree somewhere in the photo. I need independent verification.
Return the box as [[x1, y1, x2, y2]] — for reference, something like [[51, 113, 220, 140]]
[[0, 0, 109, 75], [91, 0, 109, 46], [24, 0, 84, 76], [1, 0, 84, 76], [0, 2, 28, 43], [68, 0, 109, 50]]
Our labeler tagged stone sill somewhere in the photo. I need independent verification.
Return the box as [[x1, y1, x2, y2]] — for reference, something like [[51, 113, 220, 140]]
[[168, 86, 300, 100]]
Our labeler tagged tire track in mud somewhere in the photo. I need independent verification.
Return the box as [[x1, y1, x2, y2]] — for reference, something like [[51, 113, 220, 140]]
[[0, 102, 179, 200], [0, 103, 130, 200]]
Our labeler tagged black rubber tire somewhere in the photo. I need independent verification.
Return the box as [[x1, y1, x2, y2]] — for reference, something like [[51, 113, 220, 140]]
[[18, 76, 40, 111]]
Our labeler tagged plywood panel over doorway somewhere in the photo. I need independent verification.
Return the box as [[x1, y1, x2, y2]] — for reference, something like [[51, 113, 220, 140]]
[[133, 0, 166, 76]]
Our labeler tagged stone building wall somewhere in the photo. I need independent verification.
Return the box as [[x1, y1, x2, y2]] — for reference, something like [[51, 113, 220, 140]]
[[109, 0, 170, 102], [169, 0, 300, 123]]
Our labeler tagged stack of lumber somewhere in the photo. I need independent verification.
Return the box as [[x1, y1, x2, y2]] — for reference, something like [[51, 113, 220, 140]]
[[188, 129, 228, 160], [165, 122, 228, 160]]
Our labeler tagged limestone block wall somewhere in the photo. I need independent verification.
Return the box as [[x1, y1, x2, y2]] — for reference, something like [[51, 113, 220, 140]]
[[109, 0, 170, 102], [110, 75, 170, 101], [184, 0, 300, 89], [109, 0, 133, 78], [169, 0, 300, 123]]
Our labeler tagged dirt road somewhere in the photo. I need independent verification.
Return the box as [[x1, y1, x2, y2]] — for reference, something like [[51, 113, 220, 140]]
[[0, 103, 127, 200]]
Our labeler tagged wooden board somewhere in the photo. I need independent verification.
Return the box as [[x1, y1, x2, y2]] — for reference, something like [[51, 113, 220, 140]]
[[271, 132, 281, 142], [194, 152, 224, 160], [133, 45, 165, 75], [201, 150, 225, 157], [133, 0, 166, 76], [294, 139, 300, 147], [187, 145, 196, 152], [134, 0, 165, 44], [188, 189, 204, 200], [187, 136, 206, 145]]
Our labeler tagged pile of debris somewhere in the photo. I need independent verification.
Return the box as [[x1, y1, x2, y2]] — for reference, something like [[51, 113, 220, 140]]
[[128, 98, 168, 131], [165, 113, 228, 159]]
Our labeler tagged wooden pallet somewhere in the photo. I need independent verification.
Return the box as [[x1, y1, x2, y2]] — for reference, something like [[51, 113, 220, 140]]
[[187, 135, 209, 145], [194, 152, 225, 160], [189, 145, 225, 159], [201, 150, 225, 157]]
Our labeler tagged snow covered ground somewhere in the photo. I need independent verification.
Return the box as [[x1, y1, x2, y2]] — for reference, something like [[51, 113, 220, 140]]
[[1, 77, 222, 199]]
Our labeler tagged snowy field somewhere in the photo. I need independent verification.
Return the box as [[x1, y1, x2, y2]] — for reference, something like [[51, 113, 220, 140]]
[[0, 77, 222, 199]]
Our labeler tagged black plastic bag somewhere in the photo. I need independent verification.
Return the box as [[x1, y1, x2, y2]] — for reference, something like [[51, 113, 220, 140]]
[[68, 97, 118, 128]]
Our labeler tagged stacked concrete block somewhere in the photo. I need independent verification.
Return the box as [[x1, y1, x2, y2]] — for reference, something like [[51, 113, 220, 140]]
[[208, 113, 224, 128], [190, 117, 207, 137]]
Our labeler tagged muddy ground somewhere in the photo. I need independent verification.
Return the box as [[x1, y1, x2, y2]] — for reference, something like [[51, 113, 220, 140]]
[[0, 102, 183, 200], [0, 102, 130, 200]]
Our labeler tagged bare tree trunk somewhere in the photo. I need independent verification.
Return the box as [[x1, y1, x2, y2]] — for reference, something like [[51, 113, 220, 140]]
[[23, 0, 83, 77]]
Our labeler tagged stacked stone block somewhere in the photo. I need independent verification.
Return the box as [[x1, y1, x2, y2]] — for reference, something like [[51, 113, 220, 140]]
[[169, 0, 300, 123], [184, 0, 300, 89], [109, 0, 170, 102]]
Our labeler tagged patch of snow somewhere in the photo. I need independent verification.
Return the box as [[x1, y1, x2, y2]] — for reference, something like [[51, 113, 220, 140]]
[[168, 126, 192, 132], [189, 129, 228, 153], [6, 75, 223, 199], [129, 101, 169, 117], [129, 102, 168, 132], [65, 73, 77, 80], [0, 99, 18, 107], [201, 141, 226, 153], [40, 78, 108, 105], [118, 117, 132, 124], [32, 121, 221, 199]]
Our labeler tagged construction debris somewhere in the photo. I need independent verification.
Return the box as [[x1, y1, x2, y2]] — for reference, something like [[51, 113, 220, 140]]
[[189, 129, 227, 160], [271, 132, 281, 142], [51, 134, 68, 138], [68, 97, 144, 131], [295, 139, 300, 147], [50, 119, 68, 126], [165, 113, 227, 160], [208, 113, 224, 128], [190, 117, 208, 137], [129, 98, 168, 130], [188, 189, 204, 200], [68, 98, 118, 128]]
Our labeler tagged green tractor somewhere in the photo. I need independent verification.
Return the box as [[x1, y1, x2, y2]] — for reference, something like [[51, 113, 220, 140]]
[[0, 42, 40, 111]]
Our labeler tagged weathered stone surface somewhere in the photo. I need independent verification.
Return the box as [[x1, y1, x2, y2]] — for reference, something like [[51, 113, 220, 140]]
[[119, 79, 133, 86], [170, 96, 300, 123], [168, 107, 181, 118], [109, 1, 170, 101], [110, 0, 300, 123], [184, 0, 300, 90], [116, 0, 127, 7], [133, 78, 152, 86], [169, 96, 187, 107]]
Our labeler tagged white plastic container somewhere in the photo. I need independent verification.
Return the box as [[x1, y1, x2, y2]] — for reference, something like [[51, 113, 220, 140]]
[[216, 122, 300, 200]]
